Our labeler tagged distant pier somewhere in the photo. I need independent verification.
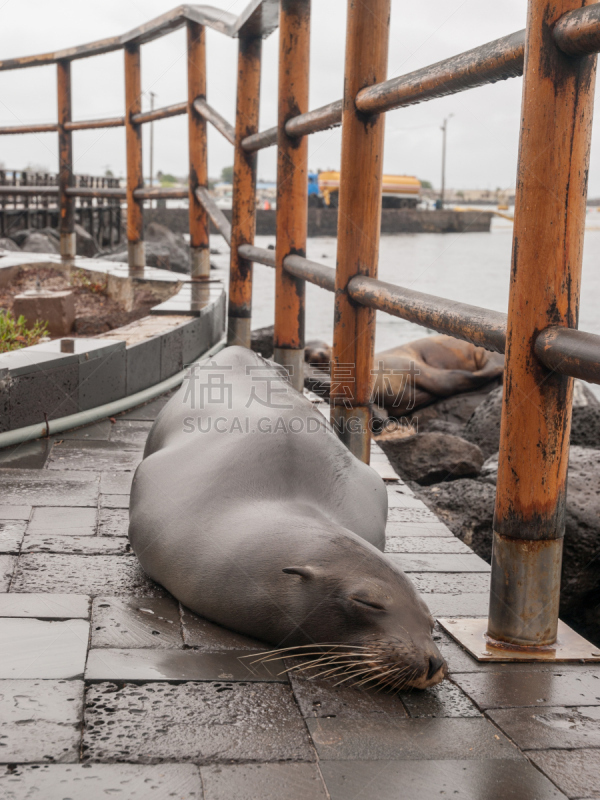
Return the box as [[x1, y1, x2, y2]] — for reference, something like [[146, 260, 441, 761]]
[[146, 207, 494, 237]]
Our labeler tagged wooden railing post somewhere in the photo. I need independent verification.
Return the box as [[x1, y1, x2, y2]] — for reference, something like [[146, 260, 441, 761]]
[[330, 0, 390, 463], [124, 42, 144, 275], [57, 59, 75, 265], [488, 0, 597, 646], [274, 0, 310, 390], [187, 21, 210, 279], [227, 34, 262, 347]]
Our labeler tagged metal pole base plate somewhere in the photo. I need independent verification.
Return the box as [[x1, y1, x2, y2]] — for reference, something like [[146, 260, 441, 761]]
[[438, 618, 600, 663]]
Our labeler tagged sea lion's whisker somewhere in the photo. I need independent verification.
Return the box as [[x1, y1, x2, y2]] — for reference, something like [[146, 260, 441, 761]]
[[309, 662, 372, 681], [351, 665, 406, 689], [280, 656, 345, 675], [333, 665, 387, 686], [241, 644, 372, 660], [247, 647, 363, 666]]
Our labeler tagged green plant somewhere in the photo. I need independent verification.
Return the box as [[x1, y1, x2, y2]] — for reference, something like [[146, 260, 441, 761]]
[[0, 310, 48, 352]]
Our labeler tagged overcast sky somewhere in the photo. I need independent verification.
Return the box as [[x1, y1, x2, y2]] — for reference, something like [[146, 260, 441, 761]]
[[2, 0, 599, 195]]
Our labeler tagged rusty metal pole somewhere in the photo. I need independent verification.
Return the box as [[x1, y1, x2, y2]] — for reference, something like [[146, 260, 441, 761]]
[[227, 34, 262, 347], [330, 0, 390, 463], [274, 0, 310, 390], [57, 60, 75, 265], [187, 21, 210, 280], [124, 42, 144, 275], [488, 0, 597, 646]]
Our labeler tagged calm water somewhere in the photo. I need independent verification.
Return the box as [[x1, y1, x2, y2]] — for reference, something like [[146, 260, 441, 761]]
[[210, 212, 600, 398]]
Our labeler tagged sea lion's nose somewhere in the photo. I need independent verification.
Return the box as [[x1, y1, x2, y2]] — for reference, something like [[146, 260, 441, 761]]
[[426, 655, 445, 680]]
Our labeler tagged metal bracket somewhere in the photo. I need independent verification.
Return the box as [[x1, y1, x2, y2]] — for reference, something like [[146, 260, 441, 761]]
[[438, 618, 600, 663]]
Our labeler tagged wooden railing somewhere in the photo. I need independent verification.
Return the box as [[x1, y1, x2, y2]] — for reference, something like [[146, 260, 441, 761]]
[[2, 0, 600, 651]]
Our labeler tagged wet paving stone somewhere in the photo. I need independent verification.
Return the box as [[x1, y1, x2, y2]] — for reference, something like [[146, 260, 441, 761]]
[[0, 506, 31, 521], [11, 553, 165, 596], [0, 469, 99, 507], [59, 420, 111, 440], [109, 420, 153, 446], [83, 681, 314, 763], [85, 648, 283, 681], [0, 680, 83, 763], [201, 763, 328, 800], [0, 763, 202, 799], [100, 470, 134, 495], [399, 681, 481, 718], [385, 520, 454, 537], [0, 556, 16, 591], [488, 705, 600, 750], [385, 536, 473, 554], [289, 671, 408, 719], [410, 572, 491, 594], [28, 506, 97, 535], [530, 749, 600, 799], [0, 439, 52, 469], [98, 508, 129, 537], [306, 717, 523, 761], [423, 592, 489, 618], [91, 596, 183, 648], [319, 759, 567, 800], [0, 618, 89, 678], [387, 553, 491, 573], [0, 522, 26, 554], [181, 606, 265, 651], [46, 440, 142, 472], [453, 670, 600, 709], [100, 493, 129, 509], [0, 593, 90, 618], [21, 535, 132, 555]]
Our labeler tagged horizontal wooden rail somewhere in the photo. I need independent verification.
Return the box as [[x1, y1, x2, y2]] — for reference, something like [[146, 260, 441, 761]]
[[535, 327, 600, 385], [554, 3, 600, 55], [0, 4, 270, 72], [132, 101, 187, 125], [195, 185, 231, 245], [193, 97, 235, 145], [245, 243, 600, 385], [285, 99, 343, 138], [0, 185, 58, 195], [283, 254, 336, 292], [240, 5, 600, 151], [241, 125, 277, 153], [347, 274, 507, 353], [0, 123, 57, 135], [133, 187, 188, 199], [242, 99, 343, 152], [66, 187, 125, 199], [237, 243, 275, 267], [356, 31, 525, 115], [65, 116, 125, 131]]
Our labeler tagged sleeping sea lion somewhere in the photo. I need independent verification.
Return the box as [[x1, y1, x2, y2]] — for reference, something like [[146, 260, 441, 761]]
[[305, 335, 503, 415], [129, 346, 446, 690]]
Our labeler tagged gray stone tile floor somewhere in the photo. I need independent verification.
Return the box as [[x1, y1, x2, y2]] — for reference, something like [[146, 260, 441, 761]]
[[0, 391, 597, 798]]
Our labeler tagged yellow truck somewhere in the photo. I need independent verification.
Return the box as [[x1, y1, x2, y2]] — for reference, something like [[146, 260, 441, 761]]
[[317, 171, 421, 209]]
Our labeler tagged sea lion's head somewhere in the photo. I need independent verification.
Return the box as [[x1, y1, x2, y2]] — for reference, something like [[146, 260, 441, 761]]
[[255, 530, 447, 692], [304, 339, 332, 369]]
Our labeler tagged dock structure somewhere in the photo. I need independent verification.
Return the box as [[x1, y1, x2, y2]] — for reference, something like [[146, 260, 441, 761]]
[[1, 0, 600, 796]]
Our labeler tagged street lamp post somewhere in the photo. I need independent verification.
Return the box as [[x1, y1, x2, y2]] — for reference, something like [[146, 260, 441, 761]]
[[440, 114, 453, 208], [148, 91, 156, 205]]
